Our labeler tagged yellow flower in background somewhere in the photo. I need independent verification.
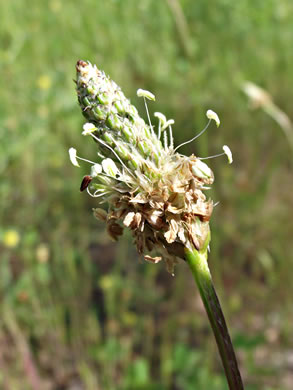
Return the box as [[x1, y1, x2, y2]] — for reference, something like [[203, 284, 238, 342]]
[[100, 275, 114, 290], [3, 229, 20, 248], [36, 243, 50, 263], [37, 75, 52, 91], [49, 0, 62, 12]]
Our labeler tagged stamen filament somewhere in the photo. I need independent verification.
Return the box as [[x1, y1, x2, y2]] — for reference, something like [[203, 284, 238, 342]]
[[199, 152, 225, 160], [169, 125, 174, 149], [174, 119, 211, 152], [158, 122, 162, 140], [143, 97, 155, 137], [77, 156, 97, 165], [94, 190, 110, 197], [164, 130, 168, 150], [89, 133, 135, 177], [86, 186, 110, 198]]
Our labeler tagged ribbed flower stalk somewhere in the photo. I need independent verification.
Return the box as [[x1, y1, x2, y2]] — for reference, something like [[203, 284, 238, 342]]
[[69, 60, 243, 389], [185, 245, 244, 390]]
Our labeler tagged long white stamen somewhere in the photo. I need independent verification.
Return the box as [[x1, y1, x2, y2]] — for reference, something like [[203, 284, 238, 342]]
[[158, 121, 162, 140], [169, 125, 174, 149], [86, 186, 110, 198], [174, 119, 211, 152], [86, 187, 94, 197], [94, 190, 110, 197], [87, 186, 99, 198], [164, 130, 168, 150], [199, 145, 233, 164], [198, 153, 225, 160], [143, 97, 155, 137], [199, 152, 225, 160], [89, 133, 135, 177], [77, 156, 97, 165], [154, 112, 167, 140]]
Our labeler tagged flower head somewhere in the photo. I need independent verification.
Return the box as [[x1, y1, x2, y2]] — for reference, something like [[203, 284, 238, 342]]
[[71, 60, 230, 273]]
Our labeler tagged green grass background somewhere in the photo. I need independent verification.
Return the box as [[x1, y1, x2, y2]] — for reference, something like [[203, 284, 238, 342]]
[[1, 0, 293, 389]]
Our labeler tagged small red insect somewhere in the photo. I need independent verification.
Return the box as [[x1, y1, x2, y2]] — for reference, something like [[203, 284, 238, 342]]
[[80, 175, 92, 192]]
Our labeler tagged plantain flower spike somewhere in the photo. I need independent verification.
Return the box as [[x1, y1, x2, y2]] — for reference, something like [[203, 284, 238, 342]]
[[71, 60, 229, 273]]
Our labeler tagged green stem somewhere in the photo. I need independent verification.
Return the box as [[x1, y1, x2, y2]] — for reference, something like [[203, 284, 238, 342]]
[[185, 247, 244, 390]]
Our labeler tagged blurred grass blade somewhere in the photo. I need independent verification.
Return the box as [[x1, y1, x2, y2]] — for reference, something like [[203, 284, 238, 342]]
[[242, 81, 293, 152]]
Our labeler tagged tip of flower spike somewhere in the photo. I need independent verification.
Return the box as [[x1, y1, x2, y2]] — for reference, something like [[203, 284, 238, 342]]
[[137, 88, 155, 101], [69, 148, 80, 167], [76, 60, 88, 70], [206, 110, 220, 127], [223, 145, 233, 164], [76, 60, 99, 85]]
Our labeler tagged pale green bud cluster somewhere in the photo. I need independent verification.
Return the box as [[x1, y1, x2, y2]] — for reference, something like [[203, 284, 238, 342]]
[[76, 60, 164, 171]]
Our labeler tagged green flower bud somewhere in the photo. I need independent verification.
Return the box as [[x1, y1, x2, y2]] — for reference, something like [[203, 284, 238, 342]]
[[93, 106, 107, 121], [97, 92, 110, 105]]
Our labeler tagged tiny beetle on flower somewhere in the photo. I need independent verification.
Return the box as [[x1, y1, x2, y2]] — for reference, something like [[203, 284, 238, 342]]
[[80, 175, 92, 192]]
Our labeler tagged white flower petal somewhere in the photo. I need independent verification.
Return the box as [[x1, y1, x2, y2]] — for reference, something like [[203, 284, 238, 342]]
[[223, 145, 233, 164], [144, 255, 162, 264], [162, 119, 175, 131], [102, 158, 119, 177], [69, 148, 80, 167], [123, 212, 135, 227], [154, 112, 166, 124], [136, 88, 155, 101], [191, 160, 213, 179], [206, 109, 220, 127], [82, 122, 97, 136], [90, 163, 102, 177]]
